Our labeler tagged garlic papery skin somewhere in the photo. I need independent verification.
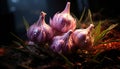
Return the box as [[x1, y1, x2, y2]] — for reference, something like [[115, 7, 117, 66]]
[[50, 2, 76, 33], [71, 24, 94, 50], [50, 30, 73, 53], [27, 11, 54, 43]]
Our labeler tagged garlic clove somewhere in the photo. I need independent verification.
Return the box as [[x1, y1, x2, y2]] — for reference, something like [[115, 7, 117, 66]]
[[71, 24, 94, 50], [27, 11, 54, 43], [50, 30, 73, 53], [50, 2, 76, 34]]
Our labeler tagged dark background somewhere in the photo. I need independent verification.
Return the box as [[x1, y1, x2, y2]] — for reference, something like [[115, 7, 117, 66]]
[[0, 0, 120, 45]]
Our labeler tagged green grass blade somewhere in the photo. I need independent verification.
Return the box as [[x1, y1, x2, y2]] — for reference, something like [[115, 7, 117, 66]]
[[94, 30, 109, 46], [59, 53, 73, 68], [79, 8, 86, 23], [71, 13, 80, 29], [88, 9, 93, 24], [84, 9, 93, 24], [100, 39, 120, 44], [10, 32, 24, 43], [94, 24, 118, 46], [92, 21, 102, 37], [23, 16, 29, 31], [12, 41, 22, 46], [107, 24, 118, 30], [76, 8, 86, 29], [95, 21, 102, 36], [10, 32, 26, 47], [91, 59, 101, 64]]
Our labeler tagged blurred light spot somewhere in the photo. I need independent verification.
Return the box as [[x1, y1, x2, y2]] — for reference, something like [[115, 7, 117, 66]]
[[11, 0, 19, 3], [10, 6, 16, 12]]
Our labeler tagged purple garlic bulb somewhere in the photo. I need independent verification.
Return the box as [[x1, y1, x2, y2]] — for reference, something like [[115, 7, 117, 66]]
[[50, 2, 76, 33], [27, 11, 54, 43], [71, 24, 94, 49], [50, 30, 73, 53]]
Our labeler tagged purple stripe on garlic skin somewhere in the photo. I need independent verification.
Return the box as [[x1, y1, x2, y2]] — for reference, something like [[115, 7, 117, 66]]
[[50, 30, 73, 53], [27, 11, 54, 43], [50, 2, 76, 34], [71, 24, 94, 49]]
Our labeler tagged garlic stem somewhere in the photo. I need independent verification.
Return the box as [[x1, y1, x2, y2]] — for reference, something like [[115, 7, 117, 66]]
[[62, 2, 70, 14]]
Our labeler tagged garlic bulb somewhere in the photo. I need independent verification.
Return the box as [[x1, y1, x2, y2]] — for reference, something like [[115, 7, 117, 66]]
[[50, 2, 76, 33], [50, 30, 73, 53], [27, 11, 54, 43], [71, 24, 94, 49]]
